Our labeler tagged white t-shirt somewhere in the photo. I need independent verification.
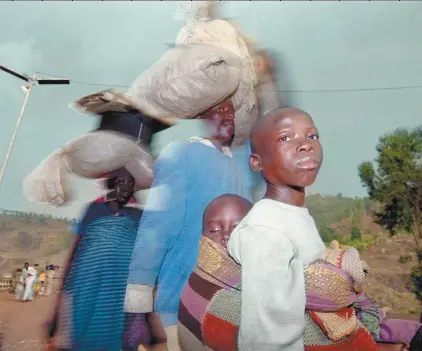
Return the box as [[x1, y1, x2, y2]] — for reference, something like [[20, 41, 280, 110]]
[[227, 199, 325, 351]]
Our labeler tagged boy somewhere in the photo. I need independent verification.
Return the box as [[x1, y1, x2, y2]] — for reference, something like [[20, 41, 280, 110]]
[[227, 107, 325, 351]]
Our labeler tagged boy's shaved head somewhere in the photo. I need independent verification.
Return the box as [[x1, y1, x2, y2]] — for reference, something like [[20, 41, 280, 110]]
[[249, 106, 323, 190], [251, 107, 311, 153]]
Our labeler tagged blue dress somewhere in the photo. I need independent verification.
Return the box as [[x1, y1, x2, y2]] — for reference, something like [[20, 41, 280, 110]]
[[62, 203, 141, 351], [127, 140, 262, 327]]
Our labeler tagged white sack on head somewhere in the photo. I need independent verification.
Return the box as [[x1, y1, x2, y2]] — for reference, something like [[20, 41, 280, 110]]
[[175, 5, 258, 146], [173, 1, 215, 22], [126, 43, 242, 120], [23, 131, 154, 206]]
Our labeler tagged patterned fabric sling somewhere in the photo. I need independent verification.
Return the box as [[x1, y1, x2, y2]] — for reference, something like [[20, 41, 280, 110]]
[[179, 239, 377, 351]]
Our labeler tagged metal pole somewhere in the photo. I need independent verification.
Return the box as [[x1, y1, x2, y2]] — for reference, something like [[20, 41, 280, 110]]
[[0, 83, 33, 188]]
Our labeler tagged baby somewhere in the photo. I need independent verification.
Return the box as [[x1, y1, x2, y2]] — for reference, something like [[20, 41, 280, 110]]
[[227, 107, 326, 350], [178, 194, 252, 351]]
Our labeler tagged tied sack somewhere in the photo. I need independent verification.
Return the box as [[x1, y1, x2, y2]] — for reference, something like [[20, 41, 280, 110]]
[[175, 17, 259, 146], [23, 131, 154, 206], [126, 43, 241, 120]]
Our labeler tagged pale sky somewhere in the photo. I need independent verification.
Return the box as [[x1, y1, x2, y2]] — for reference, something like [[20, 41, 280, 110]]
[[1, 1, 421, 218]]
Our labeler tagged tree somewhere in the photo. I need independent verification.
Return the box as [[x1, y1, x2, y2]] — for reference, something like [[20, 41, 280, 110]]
[[351, 227, 362, 240], [358, 127, 422, 257], [319, 226, 341, 244]]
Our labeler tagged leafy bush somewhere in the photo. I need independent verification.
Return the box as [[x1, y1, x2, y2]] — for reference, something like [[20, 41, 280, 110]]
[[351, 227, 362, 240], [411, 263, 422, 302], [340, 233, 377, 251], [319, 226, 342, 244], [399, 254, 412, 264]]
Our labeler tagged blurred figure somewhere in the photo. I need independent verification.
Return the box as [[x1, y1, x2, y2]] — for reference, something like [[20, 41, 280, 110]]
[[125, 98, 260, 350], [38, 270, 46, 295], [253, 49, 285, 116], [14, 269, 24, 300], [48, 168, 149, 351], [45, 265, 55, 297], [22, 262, 37, 302]]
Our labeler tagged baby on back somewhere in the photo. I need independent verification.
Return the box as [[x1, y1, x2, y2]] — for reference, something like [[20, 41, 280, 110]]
[[178, 194, 252, 351]]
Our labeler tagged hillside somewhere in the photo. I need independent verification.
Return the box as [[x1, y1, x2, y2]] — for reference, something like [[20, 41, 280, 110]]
[[0, 210, 72, 273], [361, 234, 421, 315], [306, 193, 379, 234], [308, 194, 421, 314], [0, 196, 421, 315]]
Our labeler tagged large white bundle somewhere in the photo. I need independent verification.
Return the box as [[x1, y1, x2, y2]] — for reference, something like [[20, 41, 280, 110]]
[[174, 2, 258, 146], [127, 43, 242, 120], [23, 131, 154, 206]]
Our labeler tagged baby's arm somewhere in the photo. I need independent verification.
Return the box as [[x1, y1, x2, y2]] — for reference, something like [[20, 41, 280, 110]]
[[228, 225, 306, 351]]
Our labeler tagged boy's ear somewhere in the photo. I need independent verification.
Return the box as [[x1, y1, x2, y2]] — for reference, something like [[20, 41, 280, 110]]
[[249, 153, 262, 172]]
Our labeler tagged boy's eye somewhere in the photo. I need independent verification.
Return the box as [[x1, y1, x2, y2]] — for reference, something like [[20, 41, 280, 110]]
[[308, 134, 319, 140], [279, 136, 291, 143], [210, 228, 221, 233]]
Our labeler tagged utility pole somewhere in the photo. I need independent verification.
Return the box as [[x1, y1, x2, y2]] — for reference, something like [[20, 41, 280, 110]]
[[0, 65, 70, 189]]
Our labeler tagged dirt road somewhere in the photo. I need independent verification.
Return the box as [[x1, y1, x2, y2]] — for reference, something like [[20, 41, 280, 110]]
[[0, 291, 420, 351], [0, 292, 54, 351]]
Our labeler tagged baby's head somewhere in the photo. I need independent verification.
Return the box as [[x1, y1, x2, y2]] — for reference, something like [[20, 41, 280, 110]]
[[250, 107, 323, 190], [203, 194, 252, 249]]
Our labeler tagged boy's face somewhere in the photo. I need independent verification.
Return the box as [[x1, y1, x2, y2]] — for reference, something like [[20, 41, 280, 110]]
[[251, 110, 323, 188], [203, 200, 250, 249]]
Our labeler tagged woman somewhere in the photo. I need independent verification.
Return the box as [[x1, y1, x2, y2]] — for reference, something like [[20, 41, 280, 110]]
[[48, 167, 150, 351]]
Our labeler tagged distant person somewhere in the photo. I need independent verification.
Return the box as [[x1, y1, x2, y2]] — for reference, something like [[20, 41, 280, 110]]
[[33, 264, 41, 295], [38, 270, 46, 295], [45, 265, 55, 296], [48, 168, 148, 351], [227, 107, 326, 350], [14, 269, 24, 300], [22, 262, 37, 302]]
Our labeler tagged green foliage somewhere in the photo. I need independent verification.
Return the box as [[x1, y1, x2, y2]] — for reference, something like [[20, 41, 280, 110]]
[[307, 194, 368, 229], [341, 234, 376, 251], [411, 262, 422, 302], [0, 209, 71, 224], [319, 225, 342, 244], [399, 254, 412, 264], [351, 227, 362, 240], [358, 126, 422, 252]]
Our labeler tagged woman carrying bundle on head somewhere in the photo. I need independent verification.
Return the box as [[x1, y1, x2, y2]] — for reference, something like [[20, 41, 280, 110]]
[[46, 168, 151, 351]]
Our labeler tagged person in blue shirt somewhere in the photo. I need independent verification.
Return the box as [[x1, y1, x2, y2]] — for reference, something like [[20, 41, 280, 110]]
[[125, 98, 262, 349]]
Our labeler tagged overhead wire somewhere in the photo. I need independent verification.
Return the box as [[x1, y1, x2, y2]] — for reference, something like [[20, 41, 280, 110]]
[[34, 71, 422, 93]]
